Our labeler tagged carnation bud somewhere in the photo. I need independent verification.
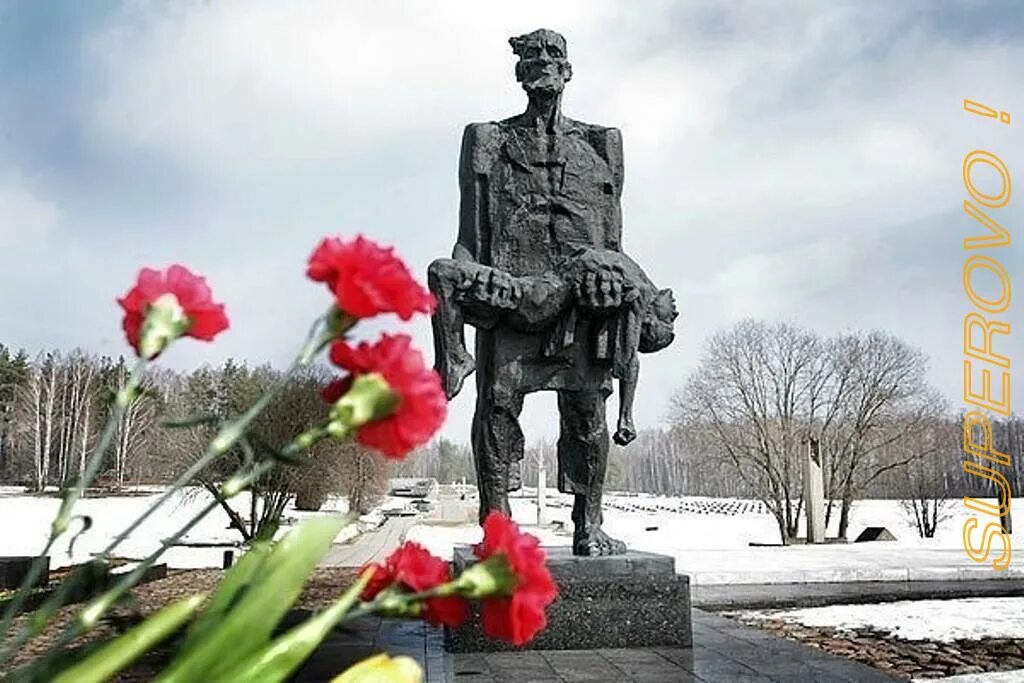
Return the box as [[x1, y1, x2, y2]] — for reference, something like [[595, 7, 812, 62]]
[[220, 472, 249, 498], [328, 373, 398, 435], [138, 293, 191, 359], [372, 588, 424, 618], [452, 555, 517, 599]]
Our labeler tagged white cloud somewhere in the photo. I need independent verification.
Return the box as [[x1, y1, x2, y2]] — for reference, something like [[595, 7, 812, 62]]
[[86, 0, 621, 172], [0, 171, 59, 249], [2, 1, 1016, 440]]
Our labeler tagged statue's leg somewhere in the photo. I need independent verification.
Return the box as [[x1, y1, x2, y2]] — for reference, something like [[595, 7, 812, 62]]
[[471, 384, 525, 524], [557, 389, 626, 556], [427, 259, 476, 398]]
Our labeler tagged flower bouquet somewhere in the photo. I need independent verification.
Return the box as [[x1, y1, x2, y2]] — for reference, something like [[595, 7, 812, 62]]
[[0, 236, 556, 682]]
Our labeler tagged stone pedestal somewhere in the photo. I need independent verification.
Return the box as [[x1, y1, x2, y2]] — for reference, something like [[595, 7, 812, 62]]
[[445, 546, 692, 652]]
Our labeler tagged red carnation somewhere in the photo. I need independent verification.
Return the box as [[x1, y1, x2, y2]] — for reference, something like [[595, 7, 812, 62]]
[[361, 542, 469, 628], [360, 562, 394, 602], [327, 334, 446, 459], [117, 265, 229, 359], [321, 377, 351, 405], [474, 512, 558, 646], [307, 236, 435, 321]]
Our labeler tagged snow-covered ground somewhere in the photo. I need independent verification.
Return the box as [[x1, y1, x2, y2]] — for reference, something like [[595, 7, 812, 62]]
[[740, 598, 1024, 682], [404, 490, 1024, 584], [743, 597, 1024, 642], [2, 485, 1020, 582], [0, 486, 409, 568]]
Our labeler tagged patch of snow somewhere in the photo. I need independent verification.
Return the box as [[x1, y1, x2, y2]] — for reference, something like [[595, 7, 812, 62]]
[[743, 598, 1024, 642], [0, 487, 380, 569]]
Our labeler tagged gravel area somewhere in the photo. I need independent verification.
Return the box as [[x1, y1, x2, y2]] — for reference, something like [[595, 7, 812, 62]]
[[727, 613, 1024, 680]]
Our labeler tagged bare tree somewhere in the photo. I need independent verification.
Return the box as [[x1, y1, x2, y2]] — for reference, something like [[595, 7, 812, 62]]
[[670, 322, 945, 543], [14, 353, 60, 491], [821, 332, 945, 538], [897, 419, 958, 538], [671, 321, 822, 543]]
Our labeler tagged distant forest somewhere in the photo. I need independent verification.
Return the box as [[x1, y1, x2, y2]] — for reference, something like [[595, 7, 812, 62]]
[[2, 318, 1018, 543]]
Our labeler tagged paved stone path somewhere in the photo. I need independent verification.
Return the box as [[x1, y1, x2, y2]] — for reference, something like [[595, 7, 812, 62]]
[[320, 516, 417, 567], [292, 609, 897, 682], [302, 492, 954, 680], [289, 613, 451, 682]]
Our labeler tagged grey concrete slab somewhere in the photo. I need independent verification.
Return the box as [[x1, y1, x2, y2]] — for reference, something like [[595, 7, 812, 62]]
[[289, 606, 899, 682]]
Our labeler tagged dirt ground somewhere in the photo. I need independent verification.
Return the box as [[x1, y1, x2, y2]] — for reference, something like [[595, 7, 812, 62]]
[[3, 566, 361, 679]]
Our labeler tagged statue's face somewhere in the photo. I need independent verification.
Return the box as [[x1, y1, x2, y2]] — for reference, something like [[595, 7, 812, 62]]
[[639, 289, 678, 353], [514, 34, 572, 95], [654, 289, 679, 322]]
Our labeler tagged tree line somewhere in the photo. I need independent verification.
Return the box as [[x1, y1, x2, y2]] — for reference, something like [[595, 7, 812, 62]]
[[392, 322, 1021, 544], [4, 318, 1017, 545], [0, 344, 389, 541]]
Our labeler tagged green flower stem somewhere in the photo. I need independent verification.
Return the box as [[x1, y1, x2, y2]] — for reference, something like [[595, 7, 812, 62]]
[[335, 555, 516, 625], [17, 461, 267, 668], [58, 357, 147, 535], [1, 307, 353, 668], [52, 594, 206, 683], [99, 310, 348, 561], [1, 459, 269, 670], [339, 581, 460, 624], [0, 357, 146, 658], [449, 555, 517, 598], [285, 425, 330, 457], [216, 567, 374, 682]]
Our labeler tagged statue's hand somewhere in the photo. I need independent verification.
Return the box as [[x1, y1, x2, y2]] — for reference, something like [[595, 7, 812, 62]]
[[575, 264, 625, 313], [468, 269, 520, 311]]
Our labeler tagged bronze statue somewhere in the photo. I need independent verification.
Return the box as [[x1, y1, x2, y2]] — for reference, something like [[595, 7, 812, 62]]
[[429, 28, 677, 556]]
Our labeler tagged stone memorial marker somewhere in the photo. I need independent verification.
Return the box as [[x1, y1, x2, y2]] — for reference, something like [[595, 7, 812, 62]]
[[803, 437, 826, 543], [430, 28, 690, 650]]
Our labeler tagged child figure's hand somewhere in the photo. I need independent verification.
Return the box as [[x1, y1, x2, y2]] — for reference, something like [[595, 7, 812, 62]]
[[613, 417, 637, 446]]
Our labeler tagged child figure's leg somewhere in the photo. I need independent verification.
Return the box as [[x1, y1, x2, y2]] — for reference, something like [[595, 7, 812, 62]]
[[428, 258, 478, 399], [613, 360, 638, 446], [612, 300, 642, 446]]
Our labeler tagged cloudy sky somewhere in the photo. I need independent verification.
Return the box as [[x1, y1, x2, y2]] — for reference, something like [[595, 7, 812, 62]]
[[0, 1, 1020, 441]]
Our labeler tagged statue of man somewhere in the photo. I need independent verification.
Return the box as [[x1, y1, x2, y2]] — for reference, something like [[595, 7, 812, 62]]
[[429, 28, 676, 556]]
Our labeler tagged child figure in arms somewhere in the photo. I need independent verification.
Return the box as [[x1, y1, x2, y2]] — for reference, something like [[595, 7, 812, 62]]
[[428, 247, 677, 445]]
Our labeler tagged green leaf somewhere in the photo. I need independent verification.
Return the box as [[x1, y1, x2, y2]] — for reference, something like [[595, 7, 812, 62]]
[[51, 594, 205, 683], [177, 540, 272, 655], [217, 568, 373, 683], [156, 515, 349, 682]]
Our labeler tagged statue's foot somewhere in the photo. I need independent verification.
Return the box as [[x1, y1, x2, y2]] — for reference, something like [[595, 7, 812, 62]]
[[613, 417, 637, 446], [441, 351, 475, 399], [573, 527, 627, 556]]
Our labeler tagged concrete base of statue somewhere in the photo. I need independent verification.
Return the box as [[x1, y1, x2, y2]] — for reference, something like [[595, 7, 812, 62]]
[[444, 546, 692, 652]]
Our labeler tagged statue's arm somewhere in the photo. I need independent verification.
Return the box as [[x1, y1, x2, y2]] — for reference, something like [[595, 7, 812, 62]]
[[454, 122, 500, 263], [600, 127, 624, 252]]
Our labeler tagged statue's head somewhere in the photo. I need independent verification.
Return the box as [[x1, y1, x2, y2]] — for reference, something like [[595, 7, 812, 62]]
[[510, 29, 572, 95], [639, 289, 678, 353]]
